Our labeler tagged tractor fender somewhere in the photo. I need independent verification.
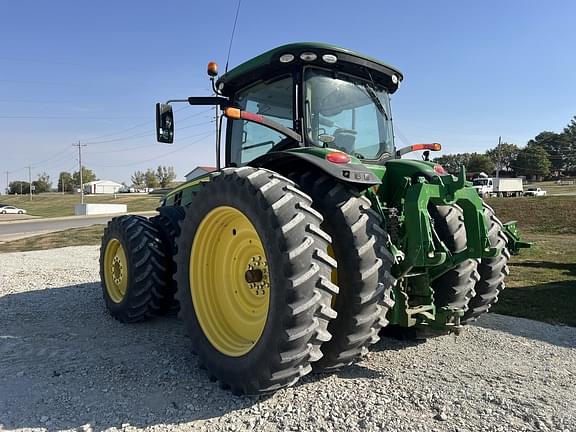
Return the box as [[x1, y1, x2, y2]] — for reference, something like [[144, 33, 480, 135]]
[[251, 151, 381, 189]]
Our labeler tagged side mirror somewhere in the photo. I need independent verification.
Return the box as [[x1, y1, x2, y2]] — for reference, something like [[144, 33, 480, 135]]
[[156, 103, 174, 143]]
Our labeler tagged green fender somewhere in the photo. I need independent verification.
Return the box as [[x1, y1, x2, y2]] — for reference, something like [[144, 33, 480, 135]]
[[251, 148, 380, 189]]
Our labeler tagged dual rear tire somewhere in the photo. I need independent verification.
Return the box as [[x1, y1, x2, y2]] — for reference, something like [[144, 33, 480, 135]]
[[174, 167, 338, 395]]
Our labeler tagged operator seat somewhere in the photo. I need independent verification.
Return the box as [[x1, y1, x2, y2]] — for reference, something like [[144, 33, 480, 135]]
[[333, 128, 357, 153]]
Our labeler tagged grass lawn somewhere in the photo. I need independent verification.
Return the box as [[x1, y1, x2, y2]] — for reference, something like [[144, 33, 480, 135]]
[[0, 193, 160, 218], [492, 233, 576, 326], [487, 195, 576, 326], [0, 225, 105, 253]]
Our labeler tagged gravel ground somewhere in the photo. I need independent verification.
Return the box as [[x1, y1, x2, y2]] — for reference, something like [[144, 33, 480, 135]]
[[0, 246, 575, 432]]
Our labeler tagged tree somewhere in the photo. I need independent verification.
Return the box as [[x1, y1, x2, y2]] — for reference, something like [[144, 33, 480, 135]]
[[527, 131, 571, 174], [72, 167, 97, 188], [58, 172, 73, 193], [32, 172, 51, 193], [433, 153, 473, 175], [155, 165, 176, 188], [466, 153, 494, 174], [144, 169, 159, 188], [131, 170, 146, 188], [485, 142, 520, 174], [8, 181, 29, 195], [562, 116, 576, 174], [515, 145, 551, 179]]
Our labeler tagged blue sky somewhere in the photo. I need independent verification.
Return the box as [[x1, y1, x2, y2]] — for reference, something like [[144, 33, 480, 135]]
[[1, 0, 575, 189]]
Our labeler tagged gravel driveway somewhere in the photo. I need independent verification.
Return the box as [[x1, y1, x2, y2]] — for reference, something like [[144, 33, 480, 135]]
[[1, 246, 575, 432]]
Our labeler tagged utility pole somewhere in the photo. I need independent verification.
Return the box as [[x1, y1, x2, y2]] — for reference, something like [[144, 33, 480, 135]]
[[495, 136, 502, 179], [27, 166, 32, 201], [73, 141, 87, 204], [4, 171, 8, 195]]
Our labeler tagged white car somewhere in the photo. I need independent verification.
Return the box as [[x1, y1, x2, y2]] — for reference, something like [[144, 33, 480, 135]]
[[524, 187, 547, 197], [0, 206, 27, 214]]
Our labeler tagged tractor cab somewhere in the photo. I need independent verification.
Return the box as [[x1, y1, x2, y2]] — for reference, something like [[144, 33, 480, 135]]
[[215, 43, 402, 166]]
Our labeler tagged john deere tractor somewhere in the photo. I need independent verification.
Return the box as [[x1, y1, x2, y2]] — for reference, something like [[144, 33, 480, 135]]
[[100, 43, 528, 395]]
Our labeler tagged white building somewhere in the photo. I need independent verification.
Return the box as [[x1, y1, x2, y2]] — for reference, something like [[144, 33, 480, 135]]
[[185, 166, 216, 182], [84, 180, 123, 194]]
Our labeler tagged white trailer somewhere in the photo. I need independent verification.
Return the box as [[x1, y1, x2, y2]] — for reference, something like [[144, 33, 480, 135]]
[[472, 177, 523, 197]]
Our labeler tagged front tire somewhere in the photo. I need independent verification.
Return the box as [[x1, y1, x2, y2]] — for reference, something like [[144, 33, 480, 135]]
[[429, 204, 479, 313], [462, 205, 510, 323], [99, 215, 168, 322], [174, 167, 337, 395]]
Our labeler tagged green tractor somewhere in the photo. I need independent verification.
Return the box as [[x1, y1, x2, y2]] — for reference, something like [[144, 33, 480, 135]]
[[100, 43, 528, 395]]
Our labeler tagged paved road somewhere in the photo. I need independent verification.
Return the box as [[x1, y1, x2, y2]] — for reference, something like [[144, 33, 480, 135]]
[[0, 211, 157, 242]]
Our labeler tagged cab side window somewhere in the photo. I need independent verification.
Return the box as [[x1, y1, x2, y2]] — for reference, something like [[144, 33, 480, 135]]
[[229, 76, 294, 166]]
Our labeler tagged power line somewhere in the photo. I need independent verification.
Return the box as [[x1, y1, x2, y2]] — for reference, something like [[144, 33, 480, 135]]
[[85, 129, 213, 154], [29, 146, 74, 167], [81, 116, 212, 146], [79, 106, 199, 142], [90, 132, 213, 168]]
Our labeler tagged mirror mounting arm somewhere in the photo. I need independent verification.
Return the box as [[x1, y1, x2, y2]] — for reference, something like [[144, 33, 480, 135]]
[[163, 96, 230, 108]]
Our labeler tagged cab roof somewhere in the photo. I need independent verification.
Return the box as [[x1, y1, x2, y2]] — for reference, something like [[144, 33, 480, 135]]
[[216, 42, 404, 96]]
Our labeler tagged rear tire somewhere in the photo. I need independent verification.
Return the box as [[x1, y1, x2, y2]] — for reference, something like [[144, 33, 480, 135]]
[[429, 204, 479, 312], [462, 204, 510, 323], [150, 206, 185, 314], [174, 167, 337, 395], [100, 215, 168, 323], [291, 172, 395, 371]]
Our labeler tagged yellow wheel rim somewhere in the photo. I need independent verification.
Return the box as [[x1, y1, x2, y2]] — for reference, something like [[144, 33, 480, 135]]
[[191, 206, 270, 357], [103, 238, 128, 303]]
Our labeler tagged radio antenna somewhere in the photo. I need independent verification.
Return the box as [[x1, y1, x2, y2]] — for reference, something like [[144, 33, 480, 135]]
[[225, 0, 243, 73]]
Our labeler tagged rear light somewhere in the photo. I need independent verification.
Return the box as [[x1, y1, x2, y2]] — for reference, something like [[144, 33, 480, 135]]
[[326, 152, 351, 164], [396, 142, 442, 157], [411, 143, 442, 152]]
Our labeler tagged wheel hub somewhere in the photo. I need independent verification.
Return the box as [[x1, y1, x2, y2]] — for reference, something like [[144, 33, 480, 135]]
[[111, 256, 124, 285]]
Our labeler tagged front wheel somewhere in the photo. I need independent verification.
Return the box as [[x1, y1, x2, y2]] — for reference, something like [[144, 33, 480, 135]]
[[429, 204, 479, 313], [462, 204, 510, 323], [174, 167, 337, 395]]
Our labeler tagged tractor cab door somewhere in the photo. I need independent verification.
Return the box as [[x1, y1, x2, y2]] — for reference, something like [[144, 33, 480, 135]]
[[227, 75, 296, 167]]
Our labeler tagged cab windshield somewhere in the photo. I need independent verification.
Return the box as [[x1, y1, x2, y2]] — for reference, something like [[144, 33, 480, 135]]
[[304, 68, 394, 160]]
